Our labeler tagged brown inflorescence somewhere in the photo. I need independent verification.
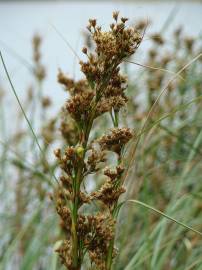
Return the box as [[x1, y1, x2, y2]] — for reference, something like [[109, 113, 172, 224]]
[[97, 128, 133, 155], [53, 12, 141, 270], [32, 34, 46, 82]]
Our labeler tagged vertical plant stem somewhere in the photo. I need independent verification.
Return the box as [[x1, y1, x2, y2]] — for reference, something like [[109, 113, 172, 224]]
[[106, 110, 120, 270], [71, 108, 96, 269], [106, 238, 115, 270], [71, 164, 82, 269]]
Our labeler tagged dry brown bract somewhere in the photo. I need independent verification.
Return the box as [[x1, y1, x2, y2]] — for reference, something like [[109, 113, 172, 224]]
[[98, 128, 133, 155]]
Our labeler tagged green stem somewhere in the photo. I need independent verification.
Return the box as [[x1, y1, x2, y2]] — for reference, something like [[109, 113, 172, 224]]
[[71, 164, 82, 269], [106, 238, 115, 270], [71, 110, 95, 269], [114, 110, 119, 128], [106, 110, 120, 269]]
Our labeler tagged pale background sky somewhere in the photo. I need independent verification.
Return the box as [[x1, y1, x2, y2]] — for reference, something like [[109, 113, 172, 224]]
[[0, 1, 202, 115]]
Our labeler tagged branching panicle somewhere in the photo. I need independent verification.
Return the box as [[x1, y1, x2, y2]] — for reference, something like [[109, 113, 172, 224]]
[[54, 12, 141, 270]]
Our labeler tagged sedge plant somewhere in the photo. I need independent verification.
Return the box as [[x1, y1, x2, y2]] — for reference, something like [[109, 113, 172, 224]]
[[53, 12, 142, 270]]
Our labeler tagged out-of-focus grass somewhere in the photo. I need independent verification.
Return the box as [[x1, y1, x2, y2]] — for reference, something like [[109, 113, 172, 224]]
[[0, 19, 202, 270]]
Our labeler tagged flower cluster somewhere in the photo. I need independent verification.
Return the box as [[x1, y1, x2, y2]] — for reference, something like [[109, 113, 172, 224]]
[[56, 213, 115, 270], [97, 128, 133, 155], [54, 12, 140, 270], [32, 34, 46, 82]]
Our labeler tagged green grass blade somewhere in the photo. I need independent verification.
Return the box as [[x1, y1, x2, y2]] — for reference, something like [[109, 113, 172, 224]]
[[128, 199, 202, 235]]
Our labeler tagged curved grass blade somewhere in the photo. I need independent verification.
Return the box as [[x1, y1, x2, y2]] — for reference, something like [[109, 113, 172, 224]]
[[0, 51, 59, 184], [128, 199, 202, 236], [0, 51, 43, 154]]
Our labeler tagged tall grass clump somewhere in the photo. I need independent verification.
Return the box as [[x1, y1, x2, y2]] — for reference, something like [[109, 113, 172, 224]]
[[0, 34, 58, 270]]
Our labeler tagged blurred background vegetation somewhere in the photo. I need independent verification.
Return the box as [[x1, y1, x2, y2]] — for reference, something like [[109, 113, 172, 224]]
[[0, 1, 202, 269]]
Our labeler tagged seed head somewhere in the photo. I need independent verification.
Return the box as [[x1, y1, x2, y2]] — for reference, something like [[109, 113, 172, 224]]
[[113, 11, 119, 21], [89, 18, 97, 27], [82, 47, 88, 54]]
